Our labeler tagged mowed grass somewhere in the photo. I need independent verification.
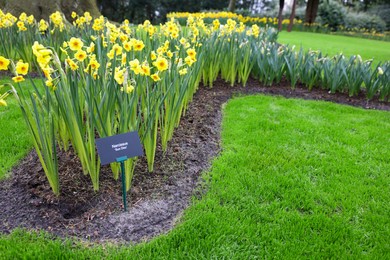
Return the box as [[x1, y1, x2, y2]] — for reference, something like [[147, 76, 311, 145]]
[[278, 31, 390, 64], [0, 78, 44, 179], [1, 95, 390, 258]]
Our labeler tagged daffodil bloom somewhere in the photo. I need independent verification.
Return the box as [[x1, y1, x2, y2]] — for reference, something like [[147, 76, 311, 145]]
[[38, 19, 48, 33], [19, 12, 27, 22], [150, 51, 157, 61], [251, 24, 260, 37], [17, 21, 27, 31], [179, 37, 187, 45], [15, 61, 29, 75], [129, 59, 140, 69], [163, 40, 170, 49], [123, 41, 132, 52], [133, 40, 145, 51], [41, 66, 53, 79], [38, 49, 52, 57], [27, 15, 33, 23], [74, 50, 87, 62], [0, 99, 7, 107], [119, 33, 128, 42], [185, 56, 195, 66], [12, 75, 25, 83], [112, 44, 123, 55], [50, 11, 65, 31], [212, 19, 220, 30], [45, 79, 56, 90], [157, 47, 164, 55], [71, 12, 77, 19], [120, 84, 134, 94], [141, 65, 151, 76], [186, 48, 196, 59], [133, 65, 143, 75], [92, 18, 104, 31], [171, 31, 179, 39], [45, 79, 52, 87], [153, 57, 169, 71], [68, 37, 84, 51], [148, 26, 157, 37], [121, 54, 127, 65], [66, 58, 79, 71], [0, 56, 10, 70], [36, 53, 52, 68], [150, 73, 160, 82], [87, 42, 95, 53], [84, 12, 92, 23], [179, 68, 188, 75], [114, 68, 125, 85], [107, 44, 122, 59], [378, 67, 384, 75], [85, 58, 100, 73]]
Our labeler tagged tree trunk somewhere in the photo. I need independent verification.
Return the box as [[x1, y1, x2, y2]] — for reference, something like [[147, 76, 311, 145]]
[[228, 0, 236, 12], [304, 0, 320, 24], [2, 0, 101, 22], [287, 0, 297, 32], [277, 0, 285, 31]]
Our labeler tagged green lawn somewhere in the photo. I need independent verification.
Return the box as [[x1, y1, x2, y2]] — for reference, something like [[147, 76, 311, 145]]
[[1, 95, 389, 258], [0, 78, 43, 179], [278, 31, 390, 64]]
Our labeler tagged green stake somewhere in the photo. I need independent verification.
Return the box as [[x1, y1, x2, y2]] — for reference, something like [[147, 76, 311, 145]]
[[116, 156, 128, 212]]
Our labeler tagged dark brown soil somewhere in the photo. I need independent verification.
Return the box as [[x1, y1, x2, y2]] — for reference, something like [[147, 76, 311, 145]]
[[0, 77, 389, 244]]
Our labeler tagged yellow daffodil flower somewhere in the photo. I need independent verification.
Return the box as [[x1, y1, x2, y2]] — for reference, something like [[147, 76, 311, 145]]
[[87, 42, 95, 53], [150, 73, 160, 82], [179, 68, 188, 75], [74, 50, 87, 62], [186, 48, 196, 59], [150, 51, 157, 61], [0, 56, 10, 70], [123, 41, 132, 52], [68, 37, 84, 51], [133, 40, 145, 51], [15, 61, 29, 75], [120, 85, 134, 94], [66, 58, 79, 71], [114, 68, 125, 85], [141, 64, 151, 76], [153, 57, 168, 71], [12, 75, 25, 83]]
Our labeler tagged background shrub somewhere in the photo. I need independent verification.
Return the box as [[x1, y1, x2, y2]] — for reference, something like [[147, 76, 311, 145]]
[[318, 0, 346, 31], [368, 4, 390, 31], [345, 12, 386, 32]]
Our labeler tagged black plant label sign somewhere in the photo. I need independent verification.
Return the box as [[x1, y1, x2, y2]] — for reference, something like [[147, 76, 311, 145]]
[[96, 131, 143, 165]]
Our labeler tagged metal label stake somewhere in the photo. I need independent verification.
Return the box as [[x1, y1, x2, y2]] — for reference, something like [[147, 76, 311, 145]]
[[116, 156, 128, 211], [96, 131, 143, 212]]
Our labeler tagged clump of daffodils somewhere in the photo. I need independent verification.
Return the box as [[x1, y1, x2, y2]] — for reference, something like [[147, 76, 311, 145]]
[[0, 54, 29, 83]]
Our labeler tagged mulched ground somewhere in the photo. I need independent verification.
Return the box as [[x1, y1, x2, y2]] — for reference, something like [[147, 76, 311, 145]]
[[0, 77, 389, 244]]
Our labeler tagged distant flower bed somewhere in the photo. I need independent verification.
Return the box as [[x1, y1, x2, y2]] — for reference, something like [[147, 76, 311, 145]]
[[167, 12, 389, 41], [167, 11, 303, 27]]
